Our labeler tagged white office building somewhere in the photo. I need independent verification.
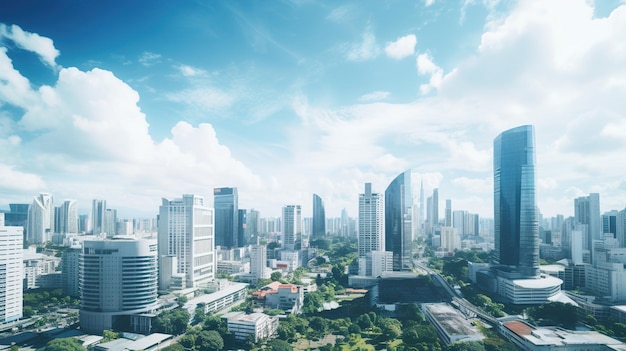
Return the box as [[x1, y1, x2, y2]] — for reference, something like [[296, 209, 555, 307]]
[[158, 195, 215, 290], [358, 183, 384, 276], [79, 238, 158, 334], [0, 214, 23, 323], [282, 205, 302, 250], [27, 193, 54, 244], [250, 244, 270, 282], [223, 312, 279, 342]]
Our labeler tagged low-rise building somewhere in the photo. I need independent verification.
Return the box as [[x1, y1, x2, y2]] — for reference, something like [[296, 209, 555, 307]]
[[264, 284, 303, 314], [222, 312, 278, 342], [183, 282, 248, 315], [421, 303, 484, 345]]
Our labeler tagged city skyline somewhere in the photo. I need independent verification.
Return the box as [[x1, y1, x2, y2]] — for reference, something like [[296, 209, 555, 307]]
[[1, 1, 626, 219]]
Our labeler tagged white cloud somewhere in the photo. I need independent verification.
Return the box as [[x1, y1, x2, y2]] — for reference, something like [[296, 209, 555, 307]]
[[177, 64, 207, 77], [138, 52, 161, 66], [416, 53, 445, 93], [359, 91, 390, 102], [425, 0, 436, 7], [385, 34, 417, 60], [0, 24, 59, 68], [346, 30, 380, 61], [0, 163, 46, 191]]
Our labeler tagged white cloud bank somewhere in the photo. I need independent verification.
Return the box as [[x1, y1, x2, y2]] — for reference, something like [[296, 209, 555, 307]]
[[385, 34, 417, 60], [0, 24, 59, 68]]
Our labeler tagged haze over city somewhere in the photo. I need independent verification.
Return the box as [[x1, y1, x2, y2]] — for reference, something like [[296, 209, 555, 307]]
[[1, 0, 626, 219]]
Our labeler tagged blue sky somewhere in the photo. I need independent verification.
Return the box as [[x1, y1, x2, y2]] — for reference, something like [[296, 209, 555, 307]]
[[1, 0, 626, 220]]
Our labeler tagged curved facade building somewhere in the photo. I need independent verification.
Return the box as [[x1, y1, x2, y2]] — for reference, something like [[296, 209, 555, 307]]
[[385, 170, 413, 271], [79, 238, 158, 334], [312, 194, 326, 240], [493, 125, 539, 278]]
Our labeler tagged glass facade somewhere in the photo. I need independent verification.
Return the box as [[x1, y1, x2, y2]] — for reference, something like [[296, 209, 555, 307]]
[[493, 125, 539, 277], [214, 187, 239, 248], [312, 194, 326, 239], [385, 170, 413, 271]]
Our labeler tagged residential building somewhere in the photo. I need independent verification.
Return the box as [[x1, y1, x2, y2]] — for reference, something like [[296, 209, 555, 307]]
[[358, 183, 385, 276], [158, 195, 215, 290], [27, 192, 54, 244], [574, 193, 601, 263], [91, 199, 106, 235], [250, 244, 269, 282], [385, 170, 413, 271], [0, 214, 23, 323], [282, 205, 302, 250]]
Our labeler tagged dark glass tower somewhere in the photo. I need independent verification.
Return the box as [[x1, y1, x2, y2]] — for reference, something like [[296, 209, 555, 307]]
[[494, 125, 539, 278], [312, 194, 326, 240], [214, 187, 239, 248], [385, 170, 413, 271]]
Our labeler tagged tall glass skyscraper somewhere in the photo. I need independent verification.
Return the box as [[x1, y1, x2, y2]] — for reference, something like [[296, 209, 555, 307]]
[[214, 187, 239, 248], [493, 125, 539, 278], [385, 170, 412, 271], [312, 194, 326, 240]]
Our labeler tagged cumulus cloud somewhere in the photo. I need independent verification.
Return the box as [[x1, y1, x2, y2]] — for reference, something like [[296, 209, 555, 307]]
[[416, 53, 445, 94], [0, 24, 59, 68], [385, 34, 417, 60], [0, 163, 46, 191]]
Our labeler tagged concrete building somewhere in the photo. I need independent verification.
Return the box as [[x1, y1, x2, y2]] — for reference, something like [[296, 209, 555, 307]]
[[223, 312, 278, 342], [23, 247, 60, 290], [440, 226, 459, 253], [312, 194, 326, 240], [282, 205, 302, 250], [0, 214, 23, 323], [158, 194, 215, 290], [575, 193, 601, 263], [358, 183, 385, 276], [79, 239, 158, 334], [422, 303, 484, 345], [27, 193, 54, 244], [91, 199, 106, 235], [371, 250, 393, 278], [62, 248, 81, 297], [183, 282, 248, 315], [250, 244, 270, 283], [264, 284, 304, 314]]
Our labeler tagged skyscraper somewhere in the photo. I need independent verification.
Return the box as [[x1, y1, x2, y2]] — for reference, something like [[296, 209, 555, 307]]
[[445, 199, 452, 227], [312, 194, 326, 240], [57, 199, 78, 234], [214, 187, 239, 248], [238, 209, 247, 247], [358, 183, 385, 275], [158, 195, 215, 289], [385, 170, 413, 271], [493, 125, 539, 278], [247, 209, 260, 244], [0, 214, 23, 323], [27, 193, 54, 244], [91, 199, 106, 235], [282, 205, 302, 250], [574, 193, 601, 263]]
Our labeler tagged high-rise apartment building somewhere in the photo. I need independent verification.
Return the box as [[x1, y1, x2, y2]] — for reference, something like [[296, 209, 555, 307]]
[[158, 195, 215, 289], [0, 214, 23, 323], [385, 170, 413, 271], [312, 194, 326, 240], [282, 205, 302, 250], [445, 199, 452, 227], [247, 209, 260, 244], [358, 183, 385, 276], [79, 239, 158, 334], [214, 187, 239, 248], [238, 209, 247, 247], [27, 192, 54, 244], [574, 193, 601, 262], [91, 199, 106, 235], [56, 199, 78, 234], [493, 125, 539, 278], [250, 244, 269, 282], [104, 208, 117, 236]]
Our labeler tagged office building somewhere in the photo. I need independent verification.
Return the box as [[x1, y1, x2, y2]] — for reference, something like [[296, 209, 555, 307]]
[[493, 125, 539, 278], [238, 209, 247, 247], [358, 183, 385, 276], [575, 193, 601, 262], [247, 209, 260, 244], [158, 195, 215, 290], [282, 205, 302, 250], [214, 187, 239, 248], [3, 204, 29, 228], [79, 239, 158, 334], [56, 199, 78, 234], [0, 214, 23, 323], [385, 170, 413, 271], [223, 312, 278, 342], [27, 193, 54, 244], [92, 199, 106, 235], [250, 244, 269, 282], [312, 194, 326, 240], [445, 200, 452, 227], [104, 208, 117, 236]]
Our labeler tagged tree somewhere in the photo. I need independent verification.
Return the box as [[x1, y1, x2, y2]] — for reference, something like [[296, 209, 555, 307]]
[[378, 317, 402, 341], [268, 339, 292, 351], [101, 330, 119, 343], [154, 308, 191, 335], [197, 330, 224, 351], [42, 338, 87, 351], [160, 344, 185, 351], [309, 316, 329, 337], [356, 314, 373, 330], [348, 323, 362, 335], [271, 271, 282, 282], [448, 341, 486, 351]]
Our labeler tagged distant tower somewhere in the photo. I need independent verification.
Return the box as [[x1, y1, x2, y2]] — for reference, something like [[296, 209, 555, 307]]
[[493, 125, 539, 278], [247, 209, 260, 244], [79, 239, 158, 334], [214, 187, 239, 248], [0, 215, 23, 323], [312, 194, 326, 240], [158, 195, 215, 289], [432, 188, 439, 230], [238, 209, 247, 247], [58, 200, 78, 234], [27, 193, 54, 244], [385, 170, 413, 271], [445, 199, 452, 227], [282, 205, 302, 250], [358, 183, 385, 275], [574, 193, 600, 263], [91, 199, 106, 235], [419, 180, 425, 226], [250, 244, 269, 282]]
